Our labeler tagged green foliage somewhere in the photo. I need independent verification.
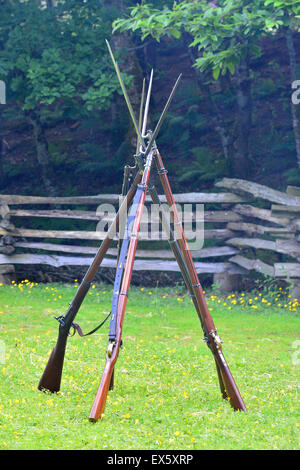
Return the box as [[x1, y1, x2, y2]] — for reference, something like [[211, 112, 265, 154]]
[[74, 140, 131, 185], [255, 77, 281, 98], [0, 0, 127, 112], [113, 0, 300, 186], [0, 0, 300, 195], [114, 0, 300, 78], [157, 113, 190, 157], [178, 146, 227, 184], [283, 167, 300, 185]]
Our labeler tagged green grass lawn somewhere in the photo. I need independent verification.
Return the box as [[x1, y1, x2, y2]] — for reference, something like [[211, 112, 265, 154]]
[[0, 280, 299, 450]]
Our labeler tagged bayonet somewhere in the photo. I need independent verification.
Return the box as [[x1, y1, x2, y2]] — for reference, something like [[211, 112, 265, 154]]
[[143, 73, 182, 158], [141, 69, 153, 138], [136, 78, 145, 154], [106, 40, 146, 150], [106, 41, 181, 158]]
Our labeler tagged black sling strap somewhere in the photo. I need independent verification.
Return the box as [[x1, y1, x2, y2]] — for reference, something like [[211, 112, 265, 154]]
[[71, 311, 111, 337]]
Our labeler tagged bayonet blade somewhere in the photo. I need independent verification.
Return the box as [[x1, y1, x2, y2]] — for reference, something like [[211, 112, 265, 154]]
[[141, 69, 153, 138], [136, 78, 145, 154], [144, 73, 182, 158], [138, 79, 145, 133], [106, 40, 182, 158], [106, 40, 146, 150]]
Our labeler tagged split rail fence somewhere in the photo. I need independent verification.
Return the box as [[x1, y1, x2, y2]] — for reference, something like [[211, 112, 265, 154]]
[[0, 178, 300, 292]]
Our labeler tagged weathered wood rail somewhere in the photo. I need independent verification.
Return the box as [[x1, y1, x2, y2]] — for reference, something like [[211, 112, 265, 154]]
[[1, 178, 300, 293]]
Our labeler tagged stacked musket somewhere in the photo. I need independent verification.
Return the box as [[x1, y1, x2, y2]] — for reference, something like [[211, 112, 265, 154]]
[[38, 41, 247, 422]]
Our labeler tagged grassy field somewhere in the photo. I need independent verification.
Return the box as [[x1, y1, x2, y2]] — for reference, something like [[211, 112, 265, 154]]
[[0, 279, 299, 450]]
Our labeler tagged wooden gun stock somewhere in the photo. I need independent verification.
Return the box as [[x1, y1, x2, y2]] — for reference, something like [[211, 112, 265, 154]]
[[212, 347, 247, 411], [89, 347, 118, 422], [37, 281, 90, 393], [89, 296, 128, 422], [38, 330, 67, 392]]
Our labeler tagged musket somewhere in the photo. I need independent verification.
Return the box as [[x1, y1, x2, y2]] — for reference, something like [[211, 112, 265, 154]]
[[154, 148, 246, 411], [88, 63, 163, 421], [90, 75, 151, 402], [106, 170, 147, 390], [89, 149, 155, 421], [138, 135, 246, 410], [38, 170, 143, 393]]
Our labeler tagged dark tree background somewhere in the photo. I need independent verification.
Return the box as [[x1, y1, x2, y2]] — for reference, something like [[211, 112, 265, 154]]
[[0, 0, 300, 198]]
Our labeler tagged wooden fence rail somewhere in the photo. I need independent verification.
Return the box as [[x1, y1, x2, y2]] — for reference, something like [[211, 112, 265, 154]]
[[1, 178, 300, 292]]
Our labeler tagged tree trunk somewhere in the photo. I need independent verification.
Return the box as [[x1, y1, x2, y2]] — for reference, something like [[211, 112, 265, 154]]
[[232, 59, 252, 177], [286, 28, 300, 172], [106, 0, 143, 149], [187, 44, 232, 164], [208, 82, 231, 162], [25, 110, 57, 196]]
